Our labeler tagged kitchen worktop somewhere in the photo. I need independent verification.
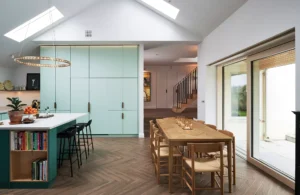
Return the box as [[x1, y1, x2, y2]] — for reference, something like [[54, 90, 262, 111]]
[[0, 113, 87, 130]]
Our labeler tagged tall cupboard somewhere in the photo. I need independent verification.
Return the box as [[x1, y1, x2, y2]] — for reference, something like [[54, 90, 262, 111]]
[[40, 45, 139, 135]]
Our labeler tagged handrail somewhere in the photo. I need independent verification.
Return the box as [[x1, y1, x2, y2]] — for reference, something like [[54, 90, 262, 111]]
[[173, 67, 197, 109]]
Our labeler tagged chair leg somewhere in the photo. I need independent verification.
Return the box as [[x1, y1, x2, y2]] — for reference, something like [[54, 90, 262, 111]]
[[221, 170, 224, 195], [81, 129, 88, 160], [85, 126, 90, 155], [60, 138, 66, 167], [89, 125, 94, 151], [181, 159, 184, 188], [68, 137, 73, 177], [74, 136, 81, 169], [211, 172, 215, 187], [77, 132, 83, 165], [58, 138, 63, 168]]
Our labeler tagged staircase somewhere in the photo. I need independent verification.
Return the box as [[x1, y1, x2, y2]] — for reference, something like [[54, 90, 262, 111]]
[[172, 67, 197, 113]]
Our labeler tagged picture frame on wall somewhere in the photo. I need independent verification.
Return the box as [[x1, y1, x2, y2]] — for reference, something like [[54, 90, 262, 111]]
[[26, 73, 40, 90], [144, 72, 151, 102]]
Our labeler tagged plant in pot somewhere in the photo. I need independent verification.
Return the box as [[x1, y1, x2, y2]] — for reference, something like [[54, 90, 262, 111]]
[[6, 97, 27, 124]]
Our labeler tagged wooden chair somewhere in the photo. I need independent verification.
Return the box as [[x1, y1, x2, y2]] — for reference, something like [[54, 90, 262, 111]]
[[182, 143, 224, 195], [217, 130, 236, 185], [206, 124, 217, 130], [150, 121, 168, 163], [154, 131, 182, 184]]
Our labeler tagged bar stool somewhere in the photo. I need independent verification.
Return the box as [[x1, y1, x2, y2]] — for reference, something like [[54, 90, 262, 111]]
[[76, 120, 94, 155], [57, 127, 81, 177], [71, 125, 88, 165]]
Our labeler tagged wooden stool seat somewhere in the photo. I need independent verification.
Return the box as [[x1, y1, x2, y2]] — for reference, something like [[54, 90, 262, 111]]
[[184, 157, 221, 172], [155, 147, 181, 157], [152, 140, 168, 147]]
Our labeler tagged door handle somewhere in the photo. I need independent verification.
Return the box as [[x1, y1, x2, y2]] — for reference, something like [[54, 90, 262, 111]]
[[54, 102, 57, 109], [122, 102, 124, 109], [88, 102, 91, 113], [122, 113, 124, 119]]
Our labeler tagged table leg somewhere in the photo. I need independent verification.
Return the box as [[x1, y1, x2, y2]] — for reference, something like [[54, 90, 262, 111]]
[[169, 144, 173, 193], [227, 141, 232, 193]]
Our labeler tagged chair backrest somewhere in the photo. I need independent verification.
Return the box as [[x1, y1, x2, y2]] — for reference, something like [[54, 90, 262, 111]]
[[187, 143, 224, 154], [206, 124, 217, 130], [86, 119, 92, 127]]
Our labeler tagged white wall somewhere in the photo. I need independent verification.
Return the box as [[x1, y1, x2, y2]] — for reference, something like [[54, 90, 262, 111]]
[[13, 66, 40, 87], [197, 0, 298, 123], [34, 0, 199, 42], [0, 67, 13, 83], [296, 1, 300, 111], [144, 64, 197, 109]]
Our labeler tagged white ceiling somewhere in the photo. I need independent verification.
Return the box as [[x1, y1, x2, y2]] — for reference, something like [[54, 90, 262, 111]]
[[0, 0, 247, 68]]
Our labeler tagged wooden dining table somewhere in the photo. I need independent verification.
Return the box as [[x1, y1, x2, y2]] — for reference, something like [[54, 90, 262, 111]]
[[156, 118, 233, 193]]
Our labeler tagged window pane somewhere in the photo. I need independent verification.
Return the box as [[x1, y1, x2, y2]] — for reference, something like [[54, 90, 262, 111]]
[[223, 61, 247, 157], [252, 49, 295, 179]]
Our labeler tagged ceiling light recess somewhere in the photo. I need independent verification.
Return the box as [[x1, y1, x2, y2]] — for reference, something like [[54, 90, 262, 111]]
[[4, 6, 63, 42], [141, 0, 179, 20]]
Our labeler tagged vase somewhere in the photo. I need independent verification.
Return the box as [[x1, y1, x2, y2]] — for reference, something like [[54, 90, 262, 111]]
[[8, 111, 23, 124]]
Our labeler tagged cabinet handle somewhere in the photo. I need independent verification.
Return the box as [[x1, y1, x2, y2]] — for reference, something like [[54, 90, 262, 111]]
[[122, 113, 124, 119], [88, 102, 91, 113], [122, 102, 124, 109], [54, 102, 57, 109]]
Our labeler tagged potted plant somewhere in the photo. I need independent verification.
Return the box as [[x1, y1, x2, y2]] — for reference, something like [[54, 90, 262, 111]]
[[6, 97, 27, 124]]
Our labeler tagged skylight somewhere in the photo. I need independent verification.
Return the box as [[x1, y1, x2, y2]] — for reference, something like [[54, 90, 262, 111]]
[[4, 6, 63, 42], [141, 0, 179, 20]]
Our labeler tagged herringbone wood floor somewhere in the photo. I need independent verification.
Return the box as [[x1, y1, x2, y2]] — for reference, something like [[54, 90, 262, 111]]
[[0, 138, 294, 195]]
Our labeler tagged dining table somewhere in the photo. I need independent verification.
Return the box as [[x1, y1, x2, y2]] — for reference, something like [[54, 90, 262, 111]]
[[156, 118, 233, 193]]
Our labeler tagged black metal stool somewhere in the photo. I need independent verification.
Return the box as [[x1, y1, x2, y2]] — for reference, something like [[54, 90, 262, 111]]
[[76, 120, 94, 155], [57, 127, 80, 177], [73, 124, 88, 164]]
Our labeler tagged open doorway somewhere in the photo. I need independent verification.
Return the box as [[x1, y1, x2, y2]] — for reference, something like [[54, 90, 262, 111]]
[[143, 44, 198, 137]]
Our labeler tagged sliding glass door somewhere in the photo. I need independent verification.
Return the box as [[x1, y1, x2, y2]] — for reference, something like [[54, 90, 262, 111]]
[[218, 61, 247, 157], [251, 49, 295, 179]]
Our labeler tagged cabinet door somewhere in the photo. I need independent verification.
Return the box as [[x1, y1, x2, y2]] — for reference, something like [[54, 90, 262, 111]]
[[40, 46, 56, 111], [56, 46, 71, 111], [123, 46, 138, 77], [123, 78, 138, 111], [90, 46, 123, 78], [71, 78, 89, 123], [71, 46, 89, 78], [105, 111, 123, 134], [123, 111, 138, 134], [106, 79, 123, 110], [2, 114, 8, 120], [90, 78, 108, 134]]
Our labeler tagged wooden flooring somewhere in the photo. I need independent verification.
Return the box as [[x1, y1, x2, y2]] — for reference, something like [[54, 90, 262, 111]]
[[0, 138, 294, 195], [144, 108, 197, 137]]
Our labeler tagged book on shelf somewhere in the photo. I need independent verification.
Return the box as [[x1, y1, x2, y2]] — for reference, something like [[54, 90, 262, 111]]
[[32, 159, 47, 181], [11, 131, 47, 151]]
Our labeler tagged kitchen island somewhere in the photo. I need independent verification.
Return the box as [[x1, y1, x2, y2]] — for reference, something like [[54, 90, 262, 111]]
[[0, 113, 87, 189]]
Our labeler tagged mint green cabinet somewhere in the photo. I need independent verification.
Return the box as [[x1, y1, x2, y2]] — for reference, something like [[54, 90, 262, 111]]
[[40, 46, 56, 111], [56, 46, 71, 111], [123, 111, 138, 134], [105, 111, 123, 134], [123, 78, 138, 111], [90, 79, 108, 134], [107, 79, 123, 110], [71, 78, 89, 123], [123, 46, 138, 77], [90, 46, 123, 78], [71, 46, 89, 78]]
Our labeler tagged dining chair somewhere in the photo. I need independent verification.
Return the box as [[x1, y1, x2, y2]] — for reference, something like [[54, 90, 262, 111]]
[[150, 121, 168, 162], [206, 124, 217, 130], [217, 130, 236, 185], [182, 143, 224, 195], [154, 131, 182, 184]]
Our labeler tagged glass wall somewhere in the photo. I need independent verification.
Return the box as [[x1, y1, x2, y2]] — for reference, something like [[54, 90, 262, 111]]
[[223, 61, 247, 157], [251, 49, 295, 179]]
